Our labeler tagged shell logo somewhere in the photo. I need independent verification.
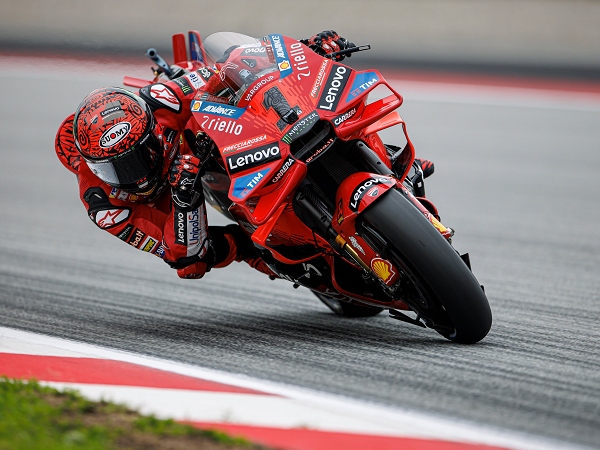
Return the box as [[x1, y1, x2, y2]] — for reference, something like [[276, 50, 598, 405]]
[[371, 257, 396, 284], [279, 60, 290, 70]]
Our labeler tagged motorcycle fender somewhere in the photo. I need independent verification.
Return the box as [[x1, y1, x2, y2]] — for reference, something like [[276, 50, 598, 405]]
[[334, 173, 396, 228]]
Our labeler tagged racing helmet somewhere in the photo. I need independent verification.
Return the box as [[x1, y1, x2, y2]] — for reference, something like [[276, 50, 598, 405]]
[[73, 87, 163, 194]]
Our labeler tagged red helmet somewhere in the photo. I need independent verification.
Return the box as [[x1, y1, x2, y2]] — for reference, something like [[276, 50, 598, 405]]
[[73, 87, 163, 194]]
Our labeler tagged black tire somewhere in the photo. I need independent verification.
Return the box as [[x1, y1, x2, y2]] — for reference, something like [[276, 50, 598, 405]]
[[313, 292, 384, 317], [361, 189, 492, 344]]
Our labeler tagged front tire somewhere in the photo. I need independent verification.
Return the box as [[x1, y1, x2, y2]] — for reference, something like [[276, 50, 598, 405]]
[[361, 189, 492, 343]]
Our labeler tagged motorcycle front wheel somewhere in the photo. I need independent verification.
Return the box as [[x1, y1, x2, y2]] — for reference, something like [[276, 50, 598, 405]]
[[360, 189, 492, 344]]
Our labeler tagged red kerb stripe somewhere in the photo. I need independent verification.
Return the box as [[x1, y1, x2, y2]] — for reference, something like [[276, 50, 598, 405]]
[[0, 353, 272, 395], [189, 422, 511, 450]]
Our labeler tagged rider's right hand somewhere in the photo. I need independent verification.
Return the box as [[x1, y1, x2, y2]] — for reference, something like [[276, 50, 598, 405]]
[[302, 31, 355, 61], [169, 154, 203, 210]]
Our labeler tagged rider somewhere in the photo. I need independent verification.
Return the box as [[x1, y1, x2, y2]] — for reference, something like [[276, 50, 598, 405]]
[[55, 31, 374, 280]]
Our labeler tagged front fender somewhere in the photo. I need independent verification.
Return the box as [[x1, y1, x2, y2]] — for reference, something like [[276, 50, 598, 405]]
[[333, 172, 396, 231]]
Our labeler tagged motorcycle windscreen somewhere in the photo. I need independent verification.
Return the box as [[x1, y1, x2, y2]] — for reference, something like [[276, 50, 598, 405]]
[[201, 32, 279, 105]]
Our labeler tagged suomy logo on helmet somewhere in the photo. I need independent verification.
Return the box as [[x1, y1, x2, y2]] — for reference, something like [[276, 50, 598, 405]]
[[99, 122, 131, 148]]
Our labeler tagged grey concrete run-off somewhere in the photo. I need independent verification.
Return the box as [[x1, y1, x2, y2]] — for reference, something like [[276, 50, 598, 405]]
[[2, 0, 600, 72]]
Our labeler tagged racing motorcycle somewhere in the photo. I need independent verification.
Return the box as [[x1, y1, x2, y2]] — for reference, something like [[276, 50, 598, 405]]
[[124, 30, 492, 344]]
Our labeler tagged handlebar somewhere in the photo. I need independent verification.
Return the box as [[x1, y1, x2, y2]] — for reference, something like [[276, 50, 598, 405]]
[[325, 45, 371, 59]]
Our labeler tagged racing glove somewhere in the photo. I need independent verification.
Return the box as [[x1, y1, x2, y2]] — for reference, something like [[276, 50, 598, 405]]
[[169, 131, 215, 210], [169, 154, 204, 210], [301, 31, 355, 61]]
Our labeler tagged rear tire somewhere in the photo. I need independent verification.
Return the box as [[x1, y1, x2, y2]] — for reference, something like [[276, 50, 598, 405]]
[[313, 292, 384, 317], [361, 189, 492, 343]]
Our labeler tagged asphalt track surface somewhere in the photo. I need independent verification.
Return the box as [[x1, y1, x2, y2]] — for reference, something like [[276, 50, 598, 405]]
[[1, 57, 599, 448]]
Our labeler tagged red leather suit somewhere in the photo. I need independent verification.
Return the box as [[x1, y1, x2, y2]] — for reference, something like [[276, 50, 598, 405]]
[[55, 67, 226, 273]]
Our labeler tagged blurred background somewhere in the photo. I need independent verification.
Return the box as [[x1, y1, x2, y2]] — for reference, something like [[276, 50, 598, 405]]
[[2, 0, 600, 80], [1, 1, 600, 447]]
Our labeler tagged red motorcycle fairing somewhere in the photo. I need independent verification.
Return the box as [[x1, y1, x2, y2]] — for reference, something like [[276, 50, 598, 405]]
[[190, 34, 410, 230], [184, 33, 413, 306]]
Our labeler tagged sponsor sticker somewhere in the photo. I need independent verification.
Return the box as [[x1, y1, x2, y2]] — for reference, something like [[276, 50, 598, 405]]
[[349, 236, 366, 255], [269, 34, 293, 79], [305, 137, 334, 164], [185, 71, 205, 89], [186, 207, 205, 257], [289, 42, 311, 79], [244, 74, 275, 103], [242, 46, 267, 56], [336, 198, 344, 225], [226, 142, 281, 175], [346, 71, 380, 103], [232, 169, 271, 200], [100, 101, 125, 123], [173, 76, 194, 96], [371, 257, 396, 284], [221, 134, 268, 154], [333, 106, 358, 127], [242, 58, 257, 68], [367, 187, 379, 197], [311, 59, 330, 99], [349, 176, 395, 213], [152, 244, 166, 258], [281, 111, 319, 144], [141, 236, 158, 253], [199, 115, 243, 136], [150, 85, 181, 112], [196, 67, 213, 82], [187, 209, 201, 247], [94, 208, 130, 229], [127, 228, 146, 248], [116, 224, 134, 241], [317, 64, 351, 111], [189, 33, 204, 63], [109, 188, 138, 201], [99, 122, 131, 148], [192, 101, 245, 119], [267, 155, 295, 185], [174, 209, 187, 246]]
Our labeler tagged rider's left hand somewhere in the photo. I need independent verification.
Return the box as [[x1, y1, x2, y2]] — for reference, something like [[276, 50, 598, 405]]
[[169, 154, 203, 210]]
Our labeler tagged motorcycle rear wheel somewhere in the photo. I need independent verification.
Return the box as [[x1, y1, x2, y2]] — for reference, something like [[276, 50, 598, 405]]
[[313, 292, 384, 317], [361, 189, 492, 344]]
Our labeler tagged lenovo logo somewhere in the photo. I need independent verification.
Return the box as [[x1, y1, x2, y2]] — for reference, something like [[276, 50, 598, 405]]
[[317, 65, 350, 111]]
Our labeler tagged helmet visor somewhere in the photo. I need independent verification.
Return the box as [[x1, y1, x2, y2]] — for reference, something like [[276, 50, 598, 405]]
[[85, 132, 163, 193]]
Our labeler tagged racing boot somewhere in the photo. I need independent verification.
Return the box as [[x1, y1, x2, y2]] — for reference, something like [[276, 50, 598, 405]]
[[402, 158, 434, 198], [213, 224, 277, 277], [414, 158, 434, 179]]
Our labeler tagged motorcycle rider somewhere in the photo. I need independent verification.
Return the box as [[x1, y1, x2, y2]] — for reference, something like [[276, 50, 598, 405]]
[[55, 31, 376, 280]]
